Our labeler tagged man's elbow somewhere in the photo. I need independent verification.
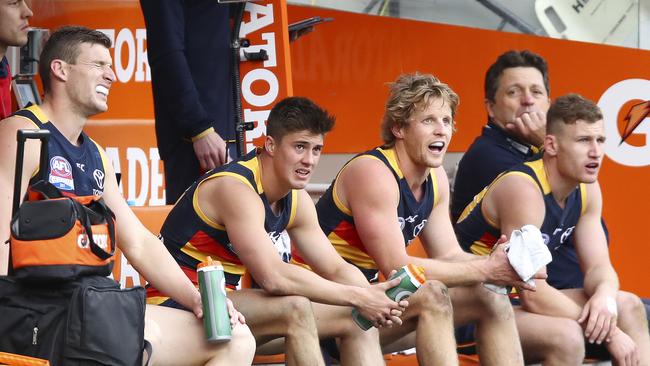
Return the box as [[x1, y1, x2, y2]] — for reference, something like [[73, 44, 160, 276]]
[[257, 275, 292, 296], [519, 290, 545, 314]]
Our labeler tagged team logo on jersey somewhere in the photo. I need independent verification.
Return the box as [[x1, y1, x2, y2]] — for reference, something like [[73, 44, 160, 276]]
[[93, 169, 105, 190], [49, 156, 75, 190], [599, 79, 650, 167]]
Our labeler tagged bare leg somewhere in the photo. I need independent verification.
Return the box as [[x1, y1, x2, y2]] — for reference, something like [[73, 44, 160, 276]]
[[311, 302, 385, 366], [449, 284, 522, 366], [514, 307, 585, 365], [563, 288, 650, 364], [228, 289, 324, 366], [380, 280, 457, 366], [144, 304, 256, 366], [615, 291, 650, 364]]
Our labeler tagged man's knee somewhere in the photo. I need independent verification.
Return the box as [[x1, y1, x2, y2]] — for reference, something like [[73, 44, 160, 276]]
[[618, 291, 647, 321], [470, 284, 513, 318], [414, 280, 452, 315], [230, 324, 257, 358], [551, 320, 585, 355], [279, 295, 316, 327]]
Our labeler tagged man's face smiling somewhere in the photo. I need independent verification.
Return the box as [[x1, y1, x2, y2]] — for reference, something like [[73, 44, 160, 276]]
[[65, 43, 115, 116], [397, 97, 453, 169]]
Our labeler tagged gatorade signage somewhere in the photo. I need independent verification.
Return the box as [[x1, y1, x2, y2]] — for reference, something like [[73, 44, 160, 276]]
[[599, 79, 650, 167], [238, 0, 293, 152]]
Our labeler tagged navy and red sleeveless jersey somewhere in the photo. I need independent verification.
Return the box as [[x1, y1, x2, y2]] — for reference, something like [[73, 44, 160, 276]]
[[148, 148, 298, 302], [455, 158, 588, 289], [13, 104, 108, 197], [301, 147, 438, 282]]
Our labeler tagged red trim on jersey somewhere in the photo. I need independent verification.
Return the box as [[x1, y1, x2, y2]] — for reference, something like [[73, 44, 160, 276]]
[[332, 220, 366, 252]]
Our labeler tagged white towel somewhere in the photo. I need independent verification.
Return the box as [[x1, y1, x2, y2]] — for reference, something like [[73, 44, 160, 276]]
[[484, 225, 552, 295]]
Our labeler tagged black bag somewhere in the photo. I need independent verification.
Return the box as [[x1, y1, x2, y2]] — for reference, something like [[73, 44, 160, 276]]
[[0, 275, 146, 366]]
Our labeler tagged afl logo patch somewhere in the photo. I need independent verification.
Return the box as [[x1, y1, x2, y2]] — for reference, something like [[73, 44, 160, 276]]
[[49, 156, 75, 190], [93, 169, 105, 190]]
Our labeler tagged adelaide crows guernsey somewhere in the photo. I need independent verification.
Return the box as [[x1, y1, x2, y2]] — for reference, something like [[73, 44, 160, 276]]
[[13, 104, 108, 197], [311, 147, 438, 282], [153, 148, 298, 292], [455, 158, 587, 289]]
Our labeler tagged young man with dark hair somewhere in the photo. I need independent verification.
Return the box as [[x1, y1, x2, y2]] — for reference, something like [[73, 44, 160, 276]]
[[0, 0, 33, 119], [456, 94, 650, 365], [302, 72, 540, 365], [151, 95, 408, 365], [0, 26, 256, 365]]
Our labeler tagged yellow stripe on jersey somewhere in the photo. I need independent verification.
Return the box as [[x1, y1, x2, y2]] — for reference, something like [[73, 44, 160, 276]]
[[180, 242, 246, 275], [191, 172, 255, 230], [331, 153, 383, 216], [430, 169, 439, 207], [290, 258, 312, 271], [579, 183, 587, 215], [330, 232, 376, 269], [192, 176, 225, 230], [287, 190, 298, 229], [377, 148, 404, 179], [470, 240, 493, 256], [525, 159, 551, 194], [237, 154, 263, 194], [26, 104, 48, 124]]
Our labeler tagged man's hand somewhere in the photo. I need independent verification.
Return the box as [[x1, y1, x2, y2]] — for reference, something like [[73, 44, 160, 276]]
[[484, 235, 547, 290], [193, 130, 227, 172], [505, 111, 546, 147], [226, 297, 246, 327], [579, 292, 618, 344], [605, 327, 639, 366], [356, 277, 408, 328]]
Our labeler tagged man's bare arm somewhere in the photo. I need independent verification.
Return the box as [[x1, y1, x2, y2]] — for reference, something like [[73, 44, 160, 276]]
[[491, 174, 583, 317], [214, 178, 400, 325], [100, 154, 203, 315], [289, 190, 372, 287], [573, 182, 619, 344], [341, 158, 527, 288], [0, 117, 42, 275]]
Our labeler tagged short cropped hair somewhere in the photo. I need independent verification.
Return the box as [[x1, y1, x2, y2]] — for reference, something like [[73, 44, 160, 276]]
[[39, 26, 112, 93], [546, 94, 603, 134], [381, 73, 459, 148], [266, 97, 335, 142], [484, 50, 549, 103]]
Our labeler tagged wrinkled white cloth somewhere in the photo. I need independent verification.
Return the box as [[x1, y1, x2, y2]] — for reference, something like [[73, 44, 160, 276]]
[[484, 225, 552, 294]]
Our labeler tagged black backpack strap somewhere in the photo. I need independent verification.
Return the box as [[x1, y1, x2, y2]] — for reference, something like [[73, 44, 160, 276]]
[[142, 340, 153, 366]]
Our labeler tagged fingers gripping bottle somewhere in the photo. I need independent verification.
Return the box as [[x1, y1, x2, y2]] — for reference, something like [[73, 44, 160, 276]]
[[352, 263, 426, 330], [198, 257, 231, 342]]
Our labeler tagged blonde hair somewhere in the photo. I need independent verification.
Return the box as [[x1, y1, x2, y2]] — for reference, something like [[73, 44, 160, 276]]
[[381, 73, 459, 147]]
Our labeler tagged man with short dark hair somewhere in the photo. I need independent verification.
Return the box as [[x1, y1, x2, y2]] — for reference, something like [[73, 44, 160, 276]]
[[0, 26, 256, 365], [151, 96, 408, 365], [456, 94, 650, 365], [451, 50, 550, 223]]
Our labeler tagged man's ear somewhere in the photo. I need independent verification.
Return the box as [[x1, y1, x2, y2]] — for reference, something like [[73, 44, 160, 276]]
[[485, 98, 496, 119], [50, 59, 68, 82], [391, 123, 404, 140], [544, 134, 558, 156], [265, 135, 276, 156]]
